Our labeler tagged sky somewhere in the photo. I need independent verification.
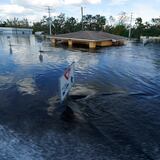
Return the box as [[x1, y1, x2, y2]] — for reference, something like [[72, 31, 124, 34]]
[[0, 0, 159, 23]]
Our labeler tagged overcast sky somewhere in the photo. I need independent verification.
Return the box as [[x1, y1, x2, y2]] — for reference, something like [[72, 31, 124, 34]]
[[0, 0, 159, 23]]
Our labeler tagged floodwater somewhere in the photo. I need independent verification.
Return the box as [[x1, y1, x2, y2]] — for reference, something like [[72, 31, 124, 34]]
[[0, 35, 160, 160]]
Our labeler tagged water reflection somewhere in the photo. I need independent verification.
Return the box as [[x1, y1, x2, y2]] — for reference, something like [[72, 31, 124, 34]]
[[0, 125, 43, 160], [39, 53, 43, 63], [16, 78, 38, 95], [0, 35, 160, 160], [0, 35, 160, 95], [0, 75, 14, 89], [9, 45, 13, 55]]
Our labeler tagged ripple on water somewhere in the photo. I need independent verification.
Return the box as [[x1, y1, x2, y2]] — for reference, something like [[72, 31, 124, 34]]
[[16, 78, 38, 95], [0, 75, 14, 90], [0, 125, 43, 160], [0, 35, 160, 160]]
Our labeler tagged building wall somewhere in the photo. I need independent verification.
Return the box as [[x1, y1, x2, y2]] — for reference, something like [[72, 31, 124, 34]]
[[96, 41, 113, 47], [0, 27, 33, 35]]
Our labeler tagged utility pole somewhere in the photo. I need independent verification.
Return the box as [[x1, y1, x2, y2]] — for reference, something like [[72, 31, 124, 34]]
[[46, 6, 52, 36], [129, 12, 133, 40], [81, 6, 84, 31]]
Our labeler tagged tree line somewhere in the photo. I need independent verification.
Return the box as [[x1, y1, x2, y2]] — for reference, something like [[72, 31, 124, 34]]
[[0, 12, 160, 39], [0, 18, 30, 28]]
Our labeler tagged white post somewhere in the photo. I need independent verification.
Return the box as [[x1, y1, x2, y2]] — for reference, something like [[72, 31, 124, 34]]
[[47, 6, 52, 36], [81, 6, 84, 31], [129, 13, 133, 40]]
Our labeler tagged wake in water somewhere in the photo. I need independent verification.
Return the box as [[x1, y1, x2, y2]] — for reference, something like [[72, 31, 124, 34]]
[[67, 92, 160, 160]]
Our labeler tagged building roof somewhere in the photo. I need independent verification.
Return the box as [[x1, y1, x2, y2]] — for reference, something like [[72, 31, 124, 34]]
[[53, 31, 125, 42]]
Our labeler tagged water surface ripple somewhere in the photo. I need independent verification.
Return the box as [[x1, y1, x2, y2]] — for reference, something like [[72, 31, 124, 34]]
[[0, 35, 160, 160]]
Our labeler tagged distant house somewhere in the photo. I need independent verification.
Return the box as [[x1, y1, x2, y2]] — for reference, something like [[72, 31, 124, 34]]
[[0, 27, 33, 35], [51, 31, 126, 49]]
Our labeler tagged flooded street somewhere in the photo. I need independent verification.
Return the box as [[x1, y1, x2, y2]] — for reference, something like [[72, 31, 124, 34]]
[[0, 35, 160, 160]]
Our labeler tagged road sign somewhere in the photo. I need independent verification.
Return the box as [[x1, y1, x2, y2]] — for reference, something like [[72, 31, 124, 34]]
[[60, 62, 75, 102]]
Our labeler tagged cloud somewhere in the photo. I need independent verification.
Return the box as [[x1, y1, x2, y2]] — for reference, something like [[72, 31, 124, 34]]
[[110, 0, 128, 5], [87, 0, 101, 4], [11, 0, 101, 7], [0, 0, 159, 22], [64, 0, 101, 5], [0, 2, 59, 21], [64, 0, 83, 5], [0, 4, 26, 14], [2, 0, 100, 20], [11, 0, 62, 7], [133, 3, 160, 22]]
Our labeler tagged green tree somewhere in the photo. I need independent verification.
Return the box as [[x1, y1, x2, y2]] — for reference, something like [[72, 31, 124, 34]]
[[111, 24, 128, 37], [118, 12, 129, 25], [133, 17, 145, 39], [83, 14, 93, 30], [0, 18, 30, 28], [1, 13, 159, 38], [83, 14, 106, 31], [93, 15, 106, 31], [52, 13, 66, 34], [33, 16, 48, 33], [108, 16, 115, 26], [64, 17, 77, 33]]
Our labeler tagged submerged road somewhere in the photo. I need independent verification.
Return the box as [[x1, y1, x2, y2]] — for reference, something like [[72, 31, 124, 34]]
[[0, 35, 160, 159]]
